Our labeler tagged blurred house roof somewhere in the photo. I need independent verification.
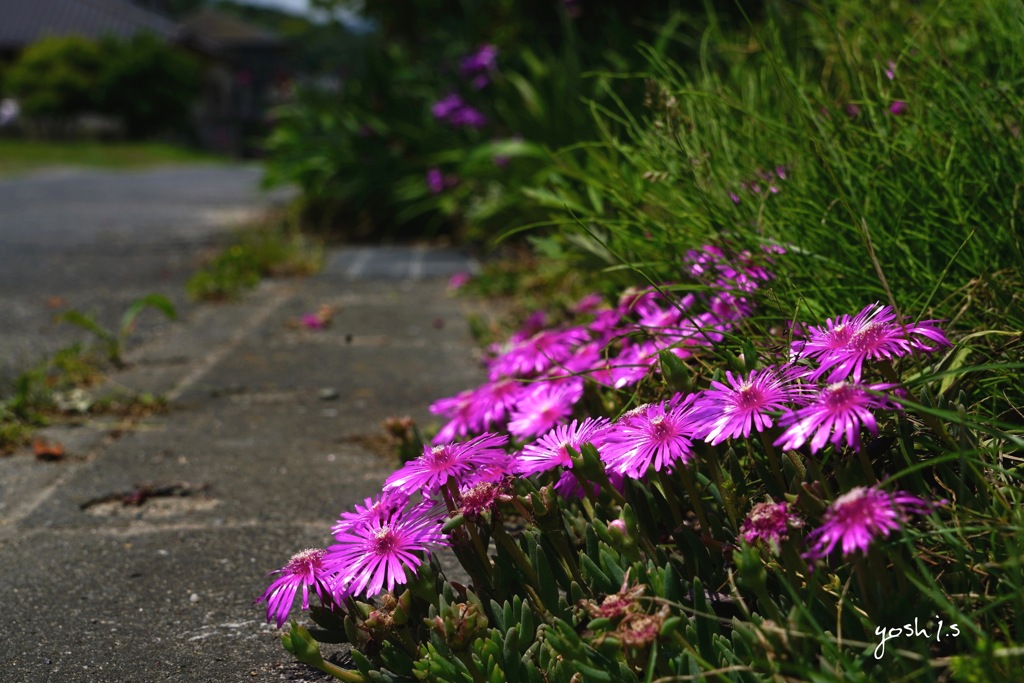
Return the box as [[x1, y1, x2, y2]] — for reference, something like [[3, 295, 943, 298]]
[[180, 9, 285, 52], [0, 0, 179, 51]]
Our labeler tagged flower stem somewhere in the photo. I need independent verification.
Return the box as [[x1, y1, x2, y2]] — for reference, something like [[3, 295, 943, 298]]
[[678, 466, 711, 537], [759, 432, 788, 491], [317, 661, 366, 682], [855, 446, 877, 484], [656, 470, 684, 528], [492, 524, 543, 593], [879, 360, 956, 449]]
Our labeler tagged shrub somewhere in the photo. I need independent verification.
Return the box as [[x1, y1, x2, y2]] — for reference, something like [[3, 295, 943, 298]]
[[5, 33, 200, 137], [262, 1, 695, 243], [4, 36, 103, 119], [96, 33, 201, 138]]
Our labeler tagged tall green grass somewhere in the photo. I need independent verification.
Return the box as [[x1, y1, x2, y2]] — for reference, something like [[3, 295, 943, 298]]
[[526, 0, 1023, 402], [509, 1, 1024, 678]]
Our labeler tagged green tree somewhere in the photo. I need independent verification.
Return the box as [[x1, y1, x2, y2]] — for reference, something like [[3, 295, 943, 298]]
[[5, 36, 103, 119], [96, 33, 201, 138]]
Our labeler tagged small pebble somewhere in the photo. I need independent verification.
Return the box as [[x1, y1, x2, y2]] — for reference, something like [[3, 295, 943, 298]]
[[318, 387, 339, 401], [189, 593, 200, 604]]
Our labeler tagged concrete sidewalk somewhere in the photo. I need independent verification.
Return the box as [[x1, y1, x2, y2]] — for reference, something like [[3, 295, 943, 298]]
[[0, 250, 485, 682]]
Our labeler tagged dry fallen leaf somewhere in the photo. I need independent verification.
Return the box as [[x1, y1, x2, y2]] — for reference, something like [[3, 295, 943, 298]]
[[33, 439, 65, 461]]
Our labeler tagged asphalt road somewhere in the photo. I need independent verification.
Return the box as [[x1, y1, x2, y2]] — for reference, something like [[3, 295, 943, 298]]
[[0, 164, 292, 386], [0, 165, 483, 681]]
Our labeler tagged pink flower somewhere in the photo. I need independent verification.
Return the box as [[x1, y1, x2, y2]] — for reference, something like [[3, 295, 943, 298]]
[[431, 92, 465, 120], [773, 381, 898, 454], [429, 389, 479, 443], [514, 417, 611, 477], [447, 271, 472, 290], [459, 44, 498, 78], [383, 433, 509, 495], [427, 167, 446, 194], [301, 313, 324, 329], [601, 394, 697, 478], [553, 467, 625, 499], [506, 379, 584, 439], [255, 548, 333, 628], [690, 367, 799, 446], [889, 100, 908, 116], [741, 501, 802, 550], [594, 342, 656, 390], [448, 106, 488, 128], [573, 293, 604, 314], [803, 486, 937, 561], [793, 303, 950, 383], [488, 327, 590, 379], [331, 490, 409, 537], [325, 502, 447, 599]]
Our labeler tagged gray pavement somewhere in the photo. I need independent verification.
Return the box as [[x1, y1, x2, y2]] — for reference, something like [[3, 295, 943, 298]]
[[0, 167, 485, 682], [0, 165, 293, 385]]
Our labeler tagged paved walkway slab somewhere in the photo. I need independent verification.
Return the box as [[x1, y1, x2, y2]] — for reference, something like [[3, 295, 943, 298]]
[[0, 260, 488, 682]]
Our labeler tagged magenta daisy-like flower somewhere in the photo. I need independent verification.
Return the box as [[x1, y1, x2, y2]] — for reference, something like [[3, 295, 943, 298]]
[[773, 381, 897, 454], [690, 367, 798, 446], [740, 501, 802, 550], [793, 303, 950, 382], [331, 490, 409, 537], [587, 308, 625, 343], [459, 44, 498, 78], [488, 326, 590, 380], [431, 92, 465, 120], [429, 389, 480, 443], [634, 295, 687, 332], [601, 341, 658, 389], [803, 486, 937, 561], [472, 378, 527, 428], [507, 379, 583, 439], [573, 292, 605, 314], [430, 379, 528, 443], [383, 433, 509, 495], [601, 394, 698, 478], [514, 417, 611, 477], [255, 548, 333, 628], [325, 502, 447, 599], [553, 467, 626, 499]]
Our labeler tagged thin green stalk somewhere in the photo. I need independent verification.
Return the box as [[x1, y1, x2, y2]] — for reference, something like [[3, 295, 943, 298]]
[[657, 470, 685, 528], [706, 449, 739, 530], [678, 466, 711, 537], [759, 432, 788, 491], [492, 524, 542, 591], [879, 360, 957, 450], [316, 661, 366, 682]]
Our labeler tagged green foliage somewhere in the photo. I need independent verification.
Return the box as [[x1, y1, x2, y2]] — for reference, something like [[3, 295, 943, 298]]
[[95, 33, 201, 138], [5, 33, 200, 136], [0, 343, 105, 452], [185, 222, 323, 300], [525, 0, 1024, 409], [0, 293, 180, 452], [5, 36, 103, 118], [262, 1, 692, 243], [56, 294, 177, 368]]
